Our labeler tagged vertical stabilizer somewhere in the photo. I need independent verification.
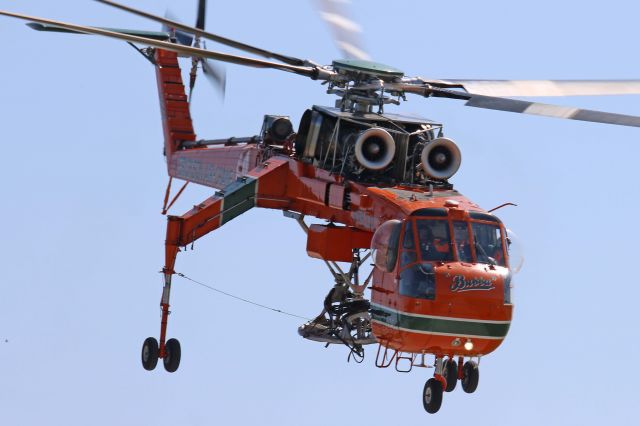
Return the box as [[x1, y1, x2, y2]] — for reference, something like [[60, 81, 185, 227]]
[[154, 49, 196, 160]]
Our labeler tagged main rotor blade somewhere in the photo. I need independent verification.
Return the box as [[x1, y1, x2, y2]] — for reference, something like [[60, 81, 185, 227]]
[[429, 79, 640, 97], [0, 10, 327, 80], [316, 0, 370, 60], [429, 88, 640, 128], [94, 0, 314, 67], [27, 22, 171, 40]]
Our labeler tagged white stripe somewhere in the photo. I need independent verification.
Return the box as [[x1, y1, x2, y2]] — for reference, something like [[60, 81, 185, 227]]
[[370, 302, 511, 324], [336, 41, 371, 60], [320, 12, 362, 32], [523, 103, 580, 119], [371, 319, 505, 340]]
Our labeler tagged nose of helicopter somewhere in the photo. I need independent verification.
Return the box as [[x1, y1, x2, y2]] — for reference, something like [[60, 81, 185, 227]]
[[377, 261, 513, 355]]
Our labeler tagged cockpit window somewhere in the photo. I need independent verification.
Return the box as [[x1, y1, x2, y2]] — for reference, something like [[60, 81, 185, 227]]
[[416, 219, 453, 262], [400, 221, 417, 267], [453, 221, 473, 263], [471, 222, 505, 266], [402, 221, 415, 250], [399, 263, 435, 300]]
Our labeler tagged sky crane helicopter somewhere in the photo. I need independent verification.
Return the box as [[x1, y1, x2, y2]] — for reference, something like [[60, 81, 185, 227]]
[[3, 0, 640, 414]]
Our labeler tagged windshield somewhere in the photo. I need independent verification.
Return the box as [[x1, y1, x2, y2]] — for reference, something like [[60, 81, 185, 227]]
[[453, 221, 473, 263], [416, 219, 453, 262], [472, 222, 506, 266]]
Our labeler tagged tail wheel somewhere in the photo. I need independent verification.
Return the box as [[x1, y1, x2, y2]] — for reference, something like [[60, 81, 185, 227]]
[[461, 360, 479, 393], [163, 338, 181, 373], [422, 378, 443, 414], [141, 337, 159, 371], [442, 359, 458, 392]]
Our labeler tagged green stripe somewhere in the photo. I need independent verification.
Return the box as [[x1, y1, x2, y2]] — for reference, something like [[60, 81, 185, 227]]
[[371, 304, 510, 338], [220, 177, 257, 225]]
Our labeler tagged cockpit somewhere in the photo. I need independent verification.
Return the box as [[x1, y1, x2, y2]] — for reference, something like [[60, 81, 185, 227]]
[[400, 215, 506, 267], [371, 208, 509, 301]]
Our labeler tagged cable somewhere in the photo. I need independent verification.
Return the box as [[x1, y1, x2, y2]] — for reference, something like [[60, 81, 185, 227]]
[[175, 272, 311, 321]]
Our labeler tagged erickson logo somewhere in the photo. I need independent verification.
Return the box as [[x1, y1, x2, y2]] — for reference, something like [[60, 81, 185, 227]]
[[450, 275, 496, 292]]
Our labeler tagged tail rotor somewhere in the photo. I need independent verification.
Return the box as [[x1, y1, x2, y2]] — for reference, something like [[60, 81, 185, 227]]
[[166, 0, 226, 102]]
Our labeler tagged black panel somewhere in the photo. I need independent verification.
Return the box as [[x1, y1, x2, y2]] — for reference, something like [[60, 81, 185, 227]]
[[469, 211, 501, 223], [410, 208, 448, 217]]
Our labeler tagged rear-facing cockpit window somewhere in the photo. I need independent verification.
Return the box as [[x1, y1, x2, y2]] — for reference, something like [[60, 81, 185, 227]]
[[471, 222, 505, 266], [416, 219, 453, 262]]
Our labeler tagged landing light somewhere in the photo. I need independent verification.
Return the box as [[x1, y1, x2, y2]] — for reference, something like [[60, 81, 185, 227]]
[[464, 339, 474, 351]]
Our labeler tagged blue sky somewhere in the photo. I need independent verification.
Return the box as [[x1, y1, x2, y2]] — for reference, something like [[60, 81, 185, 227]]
[[1, 0, 639, 424]]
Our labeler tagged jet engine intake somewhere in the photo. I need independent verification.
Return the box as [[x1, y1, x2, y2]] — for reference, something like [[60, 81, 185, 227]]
[[354, 128, 396, 171], [420, 137, 462, 180]]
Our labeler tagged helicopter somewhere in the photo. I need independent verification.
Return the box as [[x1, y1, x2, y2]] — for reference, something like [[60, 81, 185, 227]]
[[2, 0, 640, 416]]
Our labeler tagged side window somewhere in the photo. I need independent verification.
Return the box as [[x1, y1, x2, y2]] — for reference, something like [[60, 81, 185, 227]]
[[471, 222, 506, 266], [371, 220, 402, 272], [453, 221, 473, 262]]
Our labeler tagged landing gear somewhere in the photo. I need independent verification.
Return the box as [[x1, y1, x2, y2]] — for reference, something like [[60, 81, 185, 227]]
[[141, 337, 159, 371], [423, 378, 443, 414], [163, 338, 181, 373], [141, 271, 182, 372], [461, 360, 480, 393], [422, 356, 447, 413], [420, 356, 480, 414], [442, 358, 458, 392]]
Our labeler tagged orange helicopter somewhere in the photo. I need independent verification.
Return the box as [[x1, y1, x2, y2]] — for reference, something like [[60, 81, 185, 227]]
[[2, 0, 640, 414]]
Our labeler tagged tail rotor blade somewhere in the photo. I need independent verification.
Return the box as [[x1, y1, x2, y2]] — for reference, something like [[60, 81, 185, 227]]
[[202, 59, 226, 99], [196, 0, 206, 31], [164, 9, 194, 46]]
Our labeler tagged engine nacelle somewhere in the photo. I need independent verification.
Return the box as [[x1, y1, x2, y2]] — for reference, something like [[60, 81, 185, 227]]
[[420, 137, 462, 180], [354, 128, 396, 171]]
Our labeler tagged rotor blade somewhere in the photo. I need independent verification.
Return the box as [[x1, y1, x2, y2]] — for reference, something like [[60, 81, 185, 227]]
[[196, 0, 206, 31], [429, 88, 640, 128], [27, 22, 171, 40], [0, 10, 328, 80], [316, 0, 370, 60], [94, 0, 313, 67], [202, 59, 226, 98], [428, 79, 640, 97]]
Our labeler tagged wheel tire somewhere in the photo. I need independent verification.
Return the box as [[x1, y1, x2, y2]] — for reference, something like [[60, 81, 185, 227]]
[[163, 338, 181, 373], [422, 378, 443, 414], [461, 360, 479, 393], [141, 337, 159, 371], [442, 359, 458, 392]]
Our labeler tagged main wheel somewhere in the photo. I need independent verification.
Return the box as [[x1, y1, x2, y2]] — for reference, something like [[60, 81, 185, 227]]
[[461, 360, 479, 393], [442, 359, 458, 392], [163, 338, 181, 373], [422, 378, 443, 414], [141, 337, 159, 371]]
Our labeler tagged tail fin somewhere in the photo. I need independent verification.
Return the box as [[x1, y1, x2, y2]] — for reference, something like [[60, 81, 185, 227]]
[[154, 49, 196, 159]]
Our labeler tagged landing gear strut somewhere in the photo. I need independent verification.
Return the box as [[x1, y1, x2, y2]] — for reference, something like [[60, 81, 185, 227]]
[[422, 356, 480, 414], [423, 356, 446, 413], [141, 270, 182, 373]]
